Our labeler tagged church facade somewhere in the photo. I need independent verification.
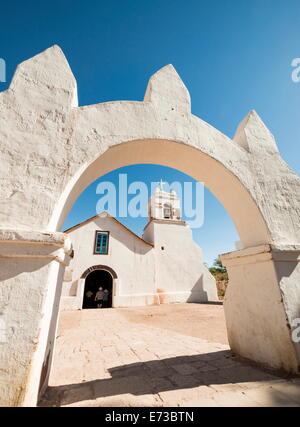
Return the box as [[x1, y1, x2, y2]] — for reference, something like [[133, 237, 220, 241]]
[[60, 187, 218, 310]]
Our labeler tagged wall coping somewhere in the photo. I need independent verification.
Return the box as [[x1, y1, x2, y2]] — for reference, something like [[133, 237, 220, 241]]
[[221, 244, 300, 267], [0, 229, 70, 247], [0, 229, 72, 265]]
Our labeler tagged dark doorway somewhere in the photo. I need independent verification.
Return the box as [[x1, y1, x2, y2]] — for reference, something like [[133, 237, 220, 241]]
[[82, 269, 113, 309]]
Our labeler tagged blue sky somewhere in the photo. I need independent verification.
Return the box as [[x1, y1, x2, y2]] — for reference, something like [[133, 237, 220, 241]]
[[0, 0, 299, 265]]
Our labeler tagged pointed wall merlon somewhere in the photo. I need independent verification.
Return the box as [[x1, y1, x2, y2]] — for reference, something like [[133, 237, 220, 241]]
[[234, 110, 278, 154], [9, 45, 78, 109], [144, 64, 191, 113]]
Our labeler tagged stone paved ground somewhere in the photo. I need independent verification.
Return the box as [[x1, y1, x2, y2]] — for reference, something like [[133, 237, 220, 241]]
[[40, 304, 300, 407]]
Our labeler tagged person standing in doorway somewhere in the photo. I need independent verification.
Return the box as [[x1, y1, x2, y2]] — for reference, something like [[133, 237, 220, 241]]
[[95, 287, 104, 308], [85, 290, 94, 308], [103, 288, 109, 308]]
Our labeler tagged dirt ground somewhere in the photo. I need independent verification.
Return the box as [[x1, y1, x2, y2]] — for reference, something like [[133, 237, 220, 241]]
[[117, 303, 228, 345], [41, 303, 300, 407]]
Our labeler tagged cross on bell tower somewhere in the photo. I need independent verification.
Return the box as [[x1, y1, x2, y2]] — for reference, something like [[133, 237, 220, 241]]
[[158, 179, 166, 190]]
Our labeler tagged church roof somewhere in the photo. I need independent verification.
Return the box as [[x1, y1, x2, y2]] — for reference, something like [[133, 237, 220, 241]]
[[63, 212, 154, 247]]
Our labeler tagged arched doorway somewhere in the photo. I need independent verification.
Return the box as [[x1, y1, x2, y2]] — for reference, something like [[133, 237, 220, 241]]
[[82, 269, 113, 309]]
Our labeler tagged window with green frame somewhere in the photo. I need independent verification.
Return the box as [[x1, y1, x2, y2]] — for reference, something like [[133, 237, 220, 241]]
[[94, 231, 109, 254]]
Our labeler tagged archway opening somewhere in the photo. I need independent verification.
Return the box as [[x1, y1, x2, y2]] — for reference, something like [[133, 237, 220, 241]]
[[82, 269, 113, 309], [52, 139, 271, 249]]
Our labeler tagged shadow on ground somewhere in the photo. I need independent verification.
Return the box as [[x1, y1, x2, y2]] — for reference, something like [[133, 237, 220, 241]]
[[39, 350, 294, 407]]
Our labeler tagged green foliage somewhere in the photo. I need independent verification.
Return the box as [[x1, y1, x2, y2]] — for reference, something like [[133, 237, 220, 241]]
[[218, 289, 226, 298], [209, 258, 228, 281]]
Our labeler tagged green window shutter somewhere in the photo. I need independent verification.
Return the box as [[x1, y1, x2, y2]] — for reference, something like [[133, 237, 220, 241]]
[[95, 232, 109, 254]]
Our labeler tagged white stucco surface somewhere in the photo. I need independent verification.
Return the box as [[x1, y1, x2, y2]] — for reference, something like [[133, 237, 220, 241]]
[[221, 245, 300, 372], [0, 231, 71, 406], [143, 220, 217, 303], [0, 45, 299, 406]]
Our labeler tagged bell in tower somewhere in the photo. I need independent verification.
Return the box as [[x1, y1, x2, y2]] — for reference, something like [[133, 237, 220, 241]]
[[148, 180, 181, 221]]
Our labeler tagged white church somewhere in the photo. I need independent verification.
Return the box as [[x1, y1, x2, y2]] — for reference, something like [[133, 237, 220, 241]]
[[60, 186, 218, 311]]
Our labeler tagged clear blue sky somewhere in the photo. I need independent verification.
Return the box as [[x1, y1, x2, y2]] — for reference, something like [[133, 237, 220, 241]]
[[0, 0, 299, 265]]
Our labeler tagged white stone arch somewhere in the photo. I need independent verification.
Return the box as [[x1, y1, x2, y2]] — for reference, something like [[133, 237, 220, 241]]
[[0, 45, 300, 406], [50, 138, 271, 249]]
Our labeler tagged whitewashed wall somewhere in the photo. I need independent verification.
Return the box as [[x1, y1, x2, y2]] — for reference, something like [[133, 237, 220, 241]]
[[143, 220, 218, 303]]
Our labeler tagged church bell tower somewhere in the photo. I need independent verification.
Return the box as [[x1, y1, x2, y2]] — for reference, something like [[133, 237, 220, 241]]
[[148, 181, 181, 222]]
